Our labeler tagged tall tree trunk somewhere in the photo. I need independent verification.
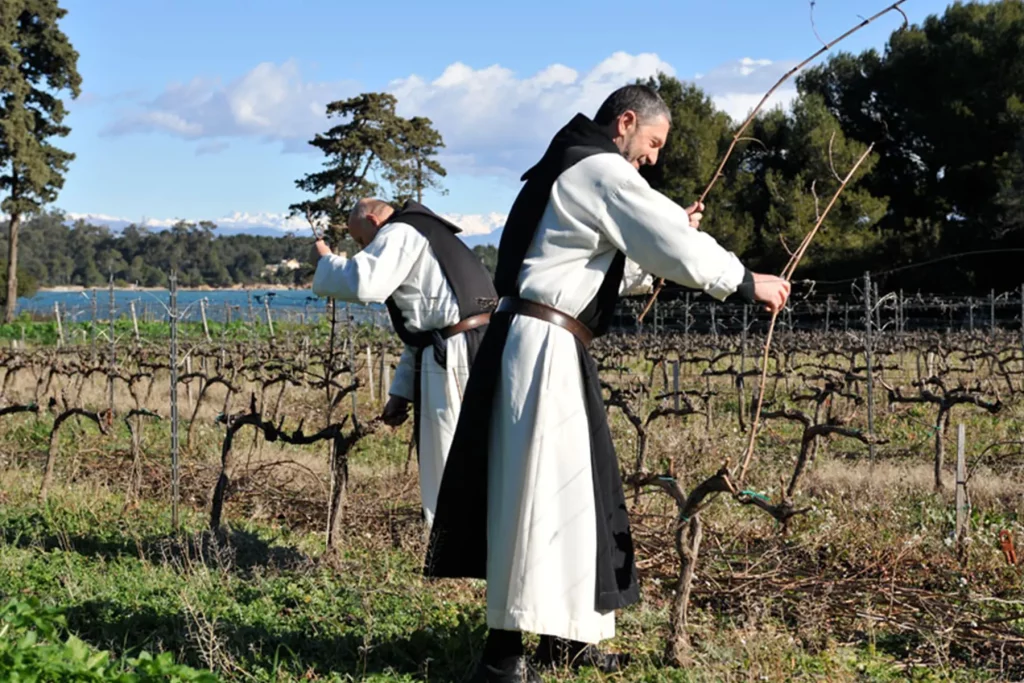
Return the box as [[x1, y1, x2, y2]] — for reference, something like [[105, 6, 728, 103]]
[[5, 211, 20, 323], [416, 157, 423, 204]]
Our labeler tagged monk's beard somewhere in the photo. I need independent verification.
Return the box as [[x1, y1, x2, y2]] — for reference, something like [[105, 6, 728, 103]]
[[619, 133, 646, 167]]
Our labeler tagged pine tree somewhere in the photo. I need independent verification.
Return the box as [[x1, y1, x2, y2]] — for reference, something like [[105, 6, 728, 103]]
[[0, 0, 81, 321], [290, 93, 446, 247], [387, 115, 447, 204]]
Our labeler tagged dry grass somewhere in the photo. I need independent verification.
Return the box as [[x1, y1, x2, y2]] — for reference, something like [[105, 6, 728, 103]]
[[0, 333, 1022, 681]]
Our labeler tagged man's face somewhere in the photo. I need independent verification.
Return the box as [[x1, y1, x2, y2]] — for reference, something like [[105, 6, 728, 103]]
[[615, 111, 670, 169]]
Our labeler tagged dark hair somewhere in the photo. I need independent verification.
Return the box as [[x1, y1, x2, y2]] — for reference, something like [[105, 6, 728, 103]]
[[593, 84, 671, 126]]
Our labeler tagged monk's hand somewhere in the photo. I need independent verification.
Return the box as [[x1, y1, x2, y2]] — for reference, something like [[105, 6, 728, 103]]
[[684, 201, 704, 229], [381, 395, 411, 427], [310, 240, 328, 265], [315, 239, 332, 258], [752, 273, 791, 314]]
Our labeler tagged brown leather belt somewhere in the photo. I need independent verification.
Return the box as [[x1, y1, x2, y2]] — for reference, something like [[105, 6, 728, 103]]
[[495, 297, 593, 347], [440, 312, 491, 339]]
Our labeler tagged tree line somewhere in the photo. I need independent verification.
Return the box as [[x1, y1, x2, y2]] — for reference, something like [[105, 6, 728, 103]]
[[3, 1, 1023, 309], [0, 210, 502, 294], [0, 211, 314, 292]]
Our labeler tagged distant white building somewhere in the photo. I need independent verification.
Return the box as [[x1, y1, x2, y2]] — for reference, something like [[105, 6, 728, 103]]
[[262, 258, 302, 276]]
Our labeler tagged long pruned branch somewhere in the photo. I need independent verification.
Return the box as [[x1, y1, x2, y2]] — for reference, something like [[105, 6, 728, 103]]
[[738, 142, 877, 483], [637, 0, 908, 323]]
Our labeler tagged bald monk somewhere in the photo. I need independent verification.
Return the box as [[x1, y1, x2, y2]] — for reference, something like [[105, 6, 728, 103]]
[[311, 198, 497, 527]]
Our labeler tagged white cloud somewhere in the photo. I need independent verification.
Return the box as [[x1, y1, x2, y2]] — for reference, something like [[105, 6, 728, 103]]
[[388, 53, 799, 174], [737, 57, 773, 77], [442, 211, 507, 237], [102, 60, 359, 150], [696, 57, 800, 122], [712, 90, 797, 123], [103, 52, 801, 173], [94, 52, 801, 229], [388, 51, 676, 175]]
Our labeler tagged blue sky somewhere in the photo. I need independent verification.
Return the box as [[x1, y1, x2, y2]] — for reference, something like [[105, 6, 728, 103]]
[[53, 0, 957, 244]]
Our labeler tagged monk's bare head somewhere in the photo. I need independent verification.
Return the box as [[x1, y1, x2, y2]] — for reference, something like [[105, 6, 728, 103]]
[[347, 198, 395, 248], [594, 84, 671, 169]]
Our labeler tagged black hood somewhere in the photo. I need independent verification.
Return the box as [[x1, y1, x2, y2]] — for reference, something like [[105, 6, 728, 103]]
[[389, 199, 462, 234], [520, 113, 619, 181], [493, 114, 619, 296]]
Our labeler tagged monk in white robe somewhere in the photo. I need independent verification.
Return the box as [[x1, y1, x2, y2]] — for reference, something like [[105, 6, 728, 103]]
[[312, 198, 496, 527], [425, 85, 790, 682]]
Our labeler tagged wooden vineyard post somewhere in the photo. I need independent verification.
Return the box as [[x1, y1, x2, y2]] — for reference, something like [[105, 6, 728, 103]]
[[684, 293, 691, 341], [200, 298, 212, 342], [129, 300, 140, 344], [326, 299, 337, 425], [184, 356, 193, 413], [874, 281, 881, 331], [955, 423, 969, 564], [367, 345, 375, 403], [898, 289, 905, 334], [91, 288, 98, 363], [169, 272, 180, 530], [108, 273, 116, 417], [54, 302, 64, 347], [264, 297, 275, 338], [378, 344, 387, 406], [864, 272, 877, 461], [672, 359, 680, 411], [340, 304, 357, 421], [990, 288, 996, 337], [739, 304, 749, 431]]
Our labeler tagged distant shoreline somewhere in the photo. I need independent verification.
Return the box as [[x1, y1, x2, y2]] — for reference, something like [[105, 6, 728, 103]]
[[35, 283, 305, 294]]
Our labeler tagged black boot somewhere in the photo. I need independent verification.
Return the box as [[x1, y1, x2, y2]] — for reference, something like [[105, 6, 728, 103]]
[[532, 635, 630, 673], [470, 629, 541, 683], [469, 655, 541, 683]]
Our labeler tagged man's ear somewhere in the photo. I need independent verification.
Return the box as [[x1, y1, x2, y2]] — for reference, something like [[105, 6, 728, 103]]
[[617, 110, 637, 137]]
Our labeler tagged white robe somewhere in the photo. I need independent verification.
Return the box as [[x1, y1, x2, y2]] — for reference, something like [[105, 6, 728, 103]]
[[312, 221, 470, 527], [486, 152, 747, 643]]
